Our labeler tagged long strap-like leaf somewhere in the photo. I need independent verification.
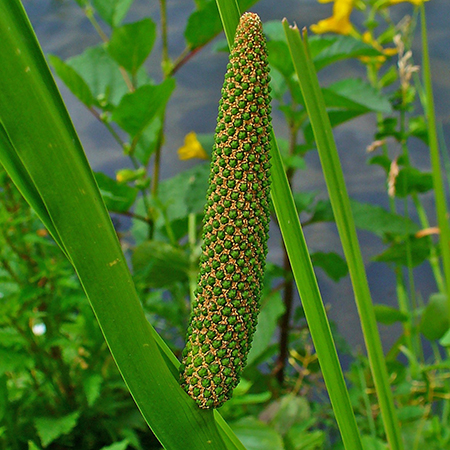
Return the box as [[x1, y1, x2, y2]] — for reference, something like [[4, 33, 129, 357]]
[[283, 23, 404, 450], [0, 2, 237, 449]]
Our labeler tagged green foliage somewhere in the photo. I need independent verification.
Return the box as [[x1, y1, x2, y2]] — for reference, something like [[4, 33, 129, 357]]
[[0, 169, 147, 449]]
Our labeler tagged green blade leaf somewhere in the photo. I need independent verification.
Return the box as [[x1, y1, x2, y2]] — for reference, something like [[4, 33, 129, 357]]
[[310, 251, 348, 282], [107, 18, 157, 75], [132, 241, 190, 288], [0, 2, 236, 448], [283, 21, 404, 450], [0, 123, 64, 252]]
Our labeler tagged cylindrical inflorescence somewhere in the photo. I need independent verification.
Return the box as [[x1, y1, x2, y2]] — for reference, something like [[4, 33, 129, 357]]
[[179, 12, 272, 409]]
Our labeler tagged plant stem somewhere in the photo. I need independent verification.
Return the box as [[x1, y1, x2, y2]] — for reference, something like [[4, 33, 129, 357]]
[[159, 0, 170, 76]]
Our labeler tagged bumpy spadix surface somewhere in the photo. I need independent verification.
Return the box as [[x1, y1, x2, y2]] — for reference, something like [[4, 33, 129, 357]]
[[179, 12, 272, 409]]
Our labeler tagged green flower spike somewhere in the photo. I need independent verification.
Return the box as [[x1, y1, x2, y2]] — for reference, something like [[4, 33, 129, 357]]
[[179, 12, 272, 409]]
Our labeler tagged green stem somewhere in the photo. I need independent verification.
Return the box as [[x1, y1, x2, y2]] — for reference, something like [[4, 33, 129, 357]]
[[357, 360, 377, 437], [159, 0, 170, 77]]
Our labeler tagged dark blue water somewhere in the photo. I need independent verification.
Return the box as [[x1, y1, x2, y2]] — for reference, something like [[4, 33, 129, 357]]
[[23, 0, 450, 352]]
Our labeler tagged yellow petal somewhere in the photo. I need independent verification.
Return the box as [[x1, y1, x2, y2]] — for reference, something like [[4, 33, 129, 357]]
[[310, 15, 353, 35], [177, 132, 209, 160], [387, 0, 429, 5], [311, 0, 355, 35]]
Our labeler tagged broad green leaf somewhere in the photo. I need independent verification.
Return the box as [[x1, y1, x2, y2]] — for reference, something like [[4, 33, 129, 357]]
[[107, 18, 156, 75], [83, 374, 103, 407], [94, 171, 138, 212], [408, 116, 428, 144], [396, 405, 424, 422], [28, 442, 41, 450], [309, 199, 419, 238], [379, 65, 398, 88], [0, 348, 32, 374], [293, 191, 317, 214], [285, 424, 325, 450], [247, 292, 285, 365], [374, 305, 408, 325], [439, 328, 450, 347], [34, 411, 80, 448], [185, 1, 221, 49], [350, 200, 418, 237], [91, 0, 134, 27], [305, 79, 392, 143], [373, 235, 431, 267], [263, 21, 285, 42], [394, 167, 433, 197], [264, 395, 311, 436], [304, 110, 363, 144], [368, 154, 391, 173], [283, 154, 306, 170], [311, 251, 348, 282], [0, 327, 27, 348], [157, 163, 210, 222], [134, 116, 162, 165], [267, 40, 294, 78], [420, 293, 449, 341], [49, 55, 94, 106], [111, 78, 175, 136], [361, 435, 389, 450], [67, 45, 150, 108], [376, 117, 400, 141], [230, 417, 284, 450], [99, 440, 129, 450], [132, 241, 190, 288], [325, 78, 393, 115], [184, 0, 259, 49], [309, 35, 383, 71]]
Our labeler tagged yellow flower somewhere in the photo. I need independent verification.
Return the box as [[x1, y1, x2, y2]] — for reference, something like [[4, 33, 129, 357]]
[[310, 0, 355, 35], [177, 132, 208, 160], [360, 31, 397, 65], [385, 0, 429, 5]]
